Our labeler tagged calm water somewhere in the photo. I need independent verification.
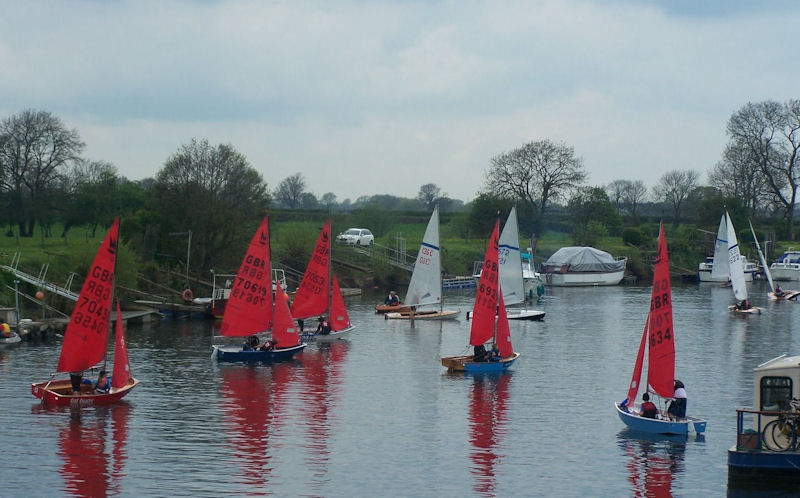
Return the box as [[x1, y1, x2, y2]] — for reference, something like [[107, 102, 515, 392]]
[[2, 282, 800, 497]]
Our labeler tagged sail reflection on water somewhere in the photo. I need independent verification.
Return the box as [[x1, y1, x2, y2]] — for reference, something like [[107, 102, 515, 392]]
[[618, 429, 688, 497], [468, 373, 511, 496], [55, 403, 131, 497]]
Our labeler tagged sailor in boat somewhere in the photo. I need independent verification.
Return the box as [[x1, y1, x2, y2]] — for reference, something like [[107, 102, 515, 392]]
[[242, 335, 260, 351], [385, 291, 400, 305], [94, 370, 111, 394], [639, 393, 658, 419], [0, 321, 11, 338], [486, 344, 501, 362], [667, 380, 687, 421], [735, 299, 753, 311], [316, 316, 332, 335], [259, 339, 278, 352], [69, 371, 84, 395], [775, 284, 785, 297], [473, 344, 488, 362]]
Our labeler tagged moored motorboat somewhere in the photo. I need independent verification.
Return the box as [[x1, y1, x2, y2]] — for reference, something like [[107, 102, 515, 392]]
[[539, 246, 627, 286], [769, 249, 800, 281]]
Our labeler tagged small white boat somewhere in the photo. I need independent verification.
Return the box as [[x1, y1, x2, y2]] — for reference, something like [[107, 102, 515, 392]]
[[539, 246, 626, 286], [697, 257, 758, 282], [720, 212, 762, 314], [770, 249, 800, 281], [749, 221, 800, 301]]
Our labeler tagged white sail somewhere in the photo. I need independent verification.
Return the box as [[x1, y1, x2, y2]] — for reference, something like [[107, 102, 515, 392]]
[[749, 219, 775, 293], [405, 206, 442, 308], [498, 207, 525, 306], [710, 213, 729, 281], [726, 212, 748, 301]]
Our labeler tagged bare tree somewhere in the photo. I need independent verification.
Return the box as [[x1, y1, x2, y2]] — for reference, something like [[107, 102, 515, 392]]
[[274, 173, 306, 209], [708, 139, 773, 216], [726, 100, 800, 238], [484, 139, 586, 235], [652, 170, 700, 226], [621, 180, 648, 221], [606, 180, 627, 213], [0, 109, 84, 236], [417, 183, 441, 212]]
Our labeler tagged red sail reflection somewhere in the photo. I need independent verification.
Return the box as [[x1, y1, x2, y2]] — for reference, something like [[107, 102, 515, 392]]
[[468, 373, 511, 496], [58, 404, 131, 497], [621, 432, 686, 497], [220, 364, 295, 488], [300, 342, 348, 474]]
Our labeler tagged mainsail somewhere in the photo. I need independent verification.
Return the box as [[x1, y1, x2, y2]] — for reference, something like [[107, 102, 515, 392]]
[[498, 207, 524, 306], [292, 221, 331, 320], [726, 212, 748, 302], [405, 206, 442, 309], [470, 219, 500, 347]]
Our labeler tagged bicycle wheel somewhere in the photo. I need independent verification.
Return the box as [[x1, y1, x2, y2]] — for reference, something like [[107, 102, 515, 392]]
[[765, 419, 794, 451]]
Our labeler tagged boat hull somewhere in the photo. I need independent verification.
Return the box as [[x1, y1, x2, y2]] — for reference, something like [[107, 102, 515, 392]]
[[542, 270, 625, 286], [769, 263, 800, 281], [728, 305, 763, 315], [466, 309, 545, 321], [301, 325, 355, 342], [31, 378, 140, 407], [385, 310, 460, 321], [213, 343, 307, 362], [769, 290, 800, 301], [0, 333, 21, 344], [374, 304, 413, 314], [614, 402, 706, 435], [441, 352, 520, 372]]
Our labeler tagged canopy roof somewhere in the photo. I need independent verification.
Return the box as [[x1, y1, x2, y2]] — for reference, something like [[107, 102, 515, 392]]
[[543, 246, 626, 272]]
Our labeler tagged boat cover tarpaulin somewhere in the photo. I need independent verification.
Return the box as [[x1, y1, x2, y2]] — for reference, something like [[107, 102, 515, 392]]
[[543, 246, 626, 272]]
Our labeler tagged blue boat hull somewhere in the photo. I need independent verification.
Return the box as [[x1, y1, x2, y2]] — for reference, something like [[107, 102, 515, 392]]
[[615, 402, 706, 435], [213, 343, 306, 362], [728, 446, 800, 481]]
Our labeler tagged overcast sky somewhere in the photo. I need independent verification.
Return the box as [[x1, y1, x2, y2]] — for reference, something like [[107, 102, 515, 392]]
[[2, 0, 797, 203]]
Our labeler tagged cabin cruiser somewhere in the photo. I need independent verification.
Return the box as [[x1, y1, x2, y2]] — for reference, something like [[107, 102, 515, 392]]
[[769, 250, 800, 281], [539, 246, 626, 286], [697, 256, 759, 282]]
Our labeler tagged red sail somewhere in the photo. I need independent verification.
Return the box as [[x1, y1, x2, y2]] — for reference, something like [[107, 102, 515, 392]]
[[647, 223, 675, 399], [272, 284, 301, 347], [292, 220, 331, 320], [57, 218, 119, 373], [111, 302, 132, 389], [330, 274, 351, 331], [220, 217, 273, 337], [495, 290, 513, 357], [626, 315, 648, 405], [470, 220, 500, 346]]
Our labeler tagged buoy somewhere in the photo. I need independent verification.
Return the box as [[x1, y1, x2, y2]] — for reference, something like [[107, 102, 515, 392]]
[[35, 290, 44, 300], [182, 288, 194, 302]]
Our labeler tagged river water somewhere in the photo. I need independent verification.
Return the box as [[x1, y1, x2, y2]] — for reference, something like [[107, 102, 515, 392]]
[[2, 282, 799, 497]]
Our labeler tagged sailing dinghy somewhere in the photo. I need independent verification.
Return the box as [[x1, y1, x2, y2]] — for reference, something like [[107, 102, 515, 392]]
[[385, 206, 459, 321], [467, 207, 544, 321], [614, 223, 706, 435], [212, 217, 306, 361], [749, 220, 800, 301], [31, 218, 140, 406], [441, 218, 519, 372], [292, 220, 355, 341], [723, 212, 761, 314]]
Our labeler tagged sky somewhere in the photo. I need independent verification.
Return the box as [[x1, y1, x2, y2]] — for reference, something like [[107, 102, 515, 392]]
[[1, 0, 798, 203]]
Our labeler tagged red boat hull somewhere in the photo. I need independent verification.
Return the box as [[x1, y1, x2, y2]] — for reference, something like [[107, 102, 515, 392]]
[[31, 378, 140, 407]]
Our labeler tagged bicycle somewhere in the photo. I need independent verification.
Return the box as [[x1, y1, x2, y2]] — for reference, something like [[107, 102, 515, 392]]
[[762, 398, 800, 451]]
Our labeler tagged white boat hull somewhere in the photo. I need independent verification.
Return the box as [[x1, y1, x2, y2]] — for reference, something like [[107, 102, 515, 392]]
[[769, 264, 800, 281], [543, 269, 625, 286]]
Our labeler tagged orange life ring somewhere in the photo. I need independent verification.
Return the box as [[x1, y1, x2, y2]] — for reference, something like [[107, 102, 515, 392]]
[[182, 288, 194, 302]]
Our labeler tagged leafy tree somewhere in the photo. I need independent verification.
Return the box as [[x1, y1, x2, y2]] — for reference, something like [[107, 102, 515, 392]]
[[300, 192, 319, 210], [152, 139, 269, 273], [274, 173, 306, 209], [61, 160, 120, 237], [417, 183, 442, 212], [708, 139, 772, 216], [484, 139, 587, 235], [0, 109, 84, 236], [567, 187, 619, 244], [320, 192, 337, 210], [652, 170, 700, 226], [467, 193, 514, 238], [726, 100, 800, 238]]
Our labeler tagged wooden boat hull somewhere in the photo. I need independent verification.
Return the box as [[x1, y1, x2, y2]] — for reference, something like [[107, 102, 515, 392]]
[[769, 290, 800, 301], [31, 378, 140, 407], [441, 352, 519, 372], [728, 305, 763, 314], [374, 304, 413, 314], [301, 325, 355, 342], [614, 402, 706, 435], [466, 309, 545, 321], [385, 310, 460, 321], [213, 343, 306, 361], [0, 333, 21, 344]]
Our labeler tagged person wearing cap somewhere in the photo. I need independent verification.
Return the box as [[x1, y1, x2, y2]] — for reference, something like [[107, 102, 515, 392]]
[[316, 316, 331, 335], [94, 370, 111, 393], [385, 291, 400, 306]]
